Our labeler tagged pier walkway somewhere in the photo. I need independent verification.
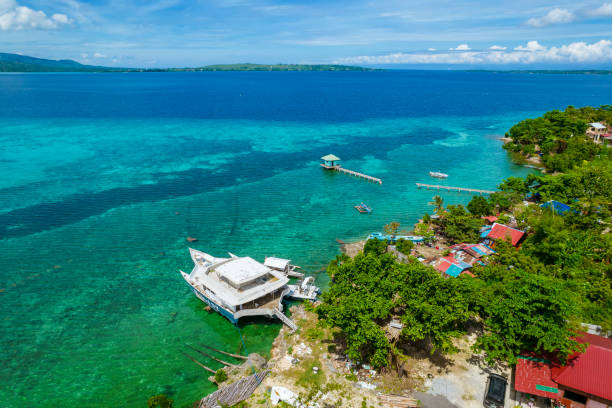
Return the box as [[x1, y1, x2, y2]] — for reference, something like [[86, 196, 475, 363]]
[[273, 308, 298, 331], [321, 164, 382, 184], [416, 183, 495, 195]]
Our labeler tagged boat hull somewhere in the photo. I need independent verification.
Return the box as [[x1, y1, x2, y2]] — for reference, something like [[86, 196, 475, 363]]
[[180, 272, 288, 325], [187, 283, 239, 324]]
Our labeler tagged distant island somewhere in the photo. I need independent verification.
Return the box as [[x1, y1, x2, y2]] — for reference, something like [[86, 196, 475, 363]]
[[0, 53, 378, 72], [466, 69, 612, 75]]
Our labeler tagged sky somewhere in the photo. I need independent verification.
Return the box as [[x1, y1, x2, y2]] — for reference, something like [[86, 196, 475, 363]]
[[1, 0, 612, 68]]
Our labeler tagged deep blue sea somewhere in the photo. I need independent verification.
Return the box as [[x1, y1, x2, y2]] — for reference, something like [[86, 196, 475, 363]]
[[0, 71, 610, 407]]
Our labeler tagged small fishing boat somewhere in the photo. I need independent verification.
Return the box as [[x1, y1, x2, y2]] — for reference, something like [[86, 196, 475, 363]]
[[429, 171, 449, 179], [354, 202, 372, 214], [287, 277, 320, 301]]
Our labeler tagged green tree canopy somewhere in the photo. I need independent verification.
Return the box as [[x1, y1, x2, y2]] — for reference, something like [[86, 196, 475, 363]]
[[467, 195, 493, 216]]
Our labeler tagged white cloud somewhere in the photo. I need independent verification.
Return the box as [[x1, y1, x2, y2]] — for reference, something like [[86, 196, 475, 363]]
[[450, 43, 471, 50], [427, 47, 436, 51], [80, 53, 88, 59], [93, 52, 107, 58], [589, 2, 612, 16], [489, 45, 507, 50], [336, 40, 612, 65], [0, 0, 71, 30], [52, 13, 70, 24], [526, 8, 574, 27], [514, 40, 545, 52]]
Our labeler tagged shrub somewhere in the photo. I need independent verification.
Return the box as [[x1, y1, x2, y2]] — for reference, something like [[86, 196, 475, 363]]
[[395, 238, 413, 255], [364, 238, 387, 255], [214, 369, 228, 383], [147, 395, 173, 408]]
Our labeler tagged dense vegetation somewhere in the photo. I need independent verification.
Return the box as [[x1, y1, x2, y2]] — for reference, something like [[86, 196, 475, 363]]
[[503, 105, 611, 172], [317, 107, 611, 370]]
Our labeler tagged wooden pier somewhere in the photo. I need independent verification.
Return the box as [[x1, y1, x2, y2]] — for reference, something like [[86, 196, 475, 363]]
[[199, 369, 269, 408], [321, 164, 382, 184], [416, 183, 495, 195]]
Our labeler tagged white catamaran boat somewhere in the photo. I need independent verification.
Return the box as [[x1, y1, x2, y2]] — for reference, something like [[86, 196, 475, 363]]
[[287, 277, 320, 301], [429, 171, 449, 179], [180, 248, 297, 329]]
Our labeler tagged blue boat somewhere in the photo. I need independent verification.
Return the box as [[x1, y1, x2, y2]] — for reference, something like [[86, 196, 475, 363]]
[[354, 202, 373, 214], [367, 232, 424, 243]]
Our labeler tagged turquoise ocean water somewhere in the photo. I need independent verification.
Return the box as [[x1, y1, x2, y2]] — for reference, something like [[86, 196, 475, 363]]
[[0, 71, 610, 407]]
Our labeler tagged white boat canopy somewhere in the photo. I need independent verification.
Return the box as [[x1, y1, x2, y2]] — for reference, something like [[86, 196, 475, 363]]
[[216, 257, 271, 287], [264, 257, 291, 270]]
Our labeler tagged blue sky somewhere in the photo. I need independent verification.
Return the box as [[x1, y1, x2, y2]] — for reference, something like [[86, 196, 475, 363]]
[[1, 0, 612, 68]]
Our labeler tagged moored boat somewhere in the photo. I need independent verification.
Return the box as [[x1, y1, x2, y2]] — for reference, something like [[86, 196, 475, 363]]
[[429, 171, 449, 179], [180, 248, 296, 329], [287, 277, 320, 301], [354, 202, 373, 213], [367, 232, 424, 243]]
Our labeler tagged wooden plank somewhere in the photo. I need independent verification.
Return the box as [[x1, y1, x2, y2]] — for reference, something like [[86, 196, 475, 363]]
[[197, 343, 249, 361], [186, 345, 239, 368], [181, 351, 216, 374]]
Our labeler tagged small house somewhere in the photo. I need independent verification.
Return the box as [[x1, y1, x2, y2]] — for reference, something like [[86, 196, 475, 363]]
[[480, 222, 525, 247], [481, 215, 499, 224], [449, 243, 495, 266], [320, 154, 341, 169], [514, 332, 612, 408], [587, 122, 608, 142], [434, 255, 471, 278]]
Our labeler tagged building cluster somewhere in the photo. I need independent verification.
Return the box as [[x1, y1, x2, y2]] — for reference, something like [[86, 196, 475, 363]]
[[429, 221, 525, 279]]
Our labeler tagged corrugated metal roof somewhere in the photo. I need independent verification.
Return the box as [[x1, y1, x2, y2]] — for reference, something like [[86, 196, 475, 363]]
[[589, 122, 606, 129], [515, 356, 560, 399], [486, 223, 524, 246], [435, 259, 451, 273], [541, 200, 571, 215], [445, 264, 463, 277], [551, 333, 612, 402]]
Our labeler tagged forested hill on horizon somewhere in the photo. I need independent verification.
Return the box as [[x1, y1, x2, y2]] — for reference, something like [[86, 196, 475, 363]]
[[0, 53, 377, 72]]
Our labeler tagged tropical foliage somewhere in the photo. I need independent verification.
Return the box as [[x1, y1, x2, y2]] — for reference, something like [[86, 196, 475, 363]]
[[317, 106, 611, 369], [503, 105, 611, 172]]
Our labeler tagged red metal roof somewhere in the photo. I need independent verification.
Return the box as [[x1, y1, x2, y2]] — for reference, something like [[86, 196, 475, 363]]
[[551, 333, 612, 402], [482, 215, 498, 223], [514, 356, 560, 399], [487, 223, 525, 246], [435, 258, 451, 273]]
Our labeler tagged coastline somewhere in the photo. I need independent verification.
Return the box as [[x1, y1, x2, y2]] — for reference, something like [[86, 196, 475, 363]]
[[499, 136, 546, 171]]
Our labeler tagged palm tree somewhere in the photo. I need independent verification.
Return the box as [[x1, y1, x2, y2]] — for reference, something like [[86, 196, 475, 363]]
[[433, 195, 444, 214]]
